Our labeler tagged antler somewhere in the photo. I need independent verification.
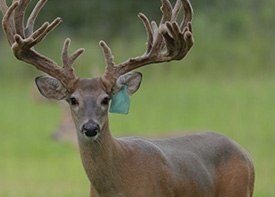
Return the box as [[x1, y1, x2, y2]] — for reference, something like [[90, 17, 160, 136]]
[[0, 0, 85, 93], [100, 0, 194, 92]]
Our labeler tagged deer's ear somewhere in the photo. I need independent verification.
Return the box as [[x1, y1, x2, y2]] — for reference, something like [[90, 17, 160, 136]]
[[109, 72, 142, 114], [116, 72, 142, 96], [35, 76, 68, 100]]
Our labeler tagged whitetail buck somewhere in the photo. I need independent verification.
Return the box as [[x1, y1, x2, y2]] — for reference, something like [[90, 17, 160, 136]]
[[1, 0, 254, 196]]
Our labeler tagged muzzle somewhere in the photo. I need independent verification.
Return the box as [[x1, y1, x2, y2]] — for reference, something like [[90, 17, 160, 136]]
[[81, 121, 100, 138]]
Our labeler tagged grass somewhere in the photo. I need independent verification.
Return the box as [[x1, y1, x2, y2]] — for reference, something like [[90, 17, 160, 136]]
[[0, 83, 89, 196], [0, 74, 275, 196], [0, 25, 274, 195]]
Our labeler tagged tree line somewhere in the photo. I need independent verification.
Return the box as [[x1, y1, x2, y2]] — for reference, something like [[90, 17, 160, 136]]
[[6, 0, 270, 39]]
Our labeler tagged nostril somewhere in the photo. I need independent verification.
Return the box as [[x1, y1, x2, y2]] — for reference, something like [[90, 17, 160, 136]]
[[81, 123, 100, 138]]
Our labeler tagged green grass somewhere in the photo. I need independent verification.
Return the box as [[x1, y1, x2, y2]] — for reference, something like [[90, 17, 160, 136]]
[[0, 30, 274, 196], [0, 75, 275, 196], [0, 83, 90, 196], [0, 0, 274, 194]]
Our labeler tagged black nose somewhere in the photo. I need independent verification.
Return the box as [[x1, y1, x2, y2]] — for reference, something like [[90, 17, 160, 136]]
[[81, 122, 100, 138]]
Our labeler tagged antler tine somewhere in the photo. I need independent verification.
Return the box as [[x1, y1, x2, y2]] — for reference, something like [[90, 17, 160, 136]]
[[0, 0, 8, 13], [171, 0, 182, 21], [99, 40, 115, 68], [180, 0, 193, 30], [100, 0, 194, 92], [29, 18, 62, 47], [62, 38, 85, 69], [99, 40, 120, 90], [13, 0, 30, 37], [60, 38, 85, 89], [1, 0, 84, 93], [1, 1, 18, 45], [138, 13, 154, 55], [25, 0, 47, 37], [160, 0, 172, 24]]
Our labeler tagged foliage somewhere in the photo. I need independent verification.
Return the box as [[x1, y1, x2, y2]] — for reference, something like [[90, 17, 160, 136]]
[[1, 0, 275, 38], [1, 0, 274, 77]]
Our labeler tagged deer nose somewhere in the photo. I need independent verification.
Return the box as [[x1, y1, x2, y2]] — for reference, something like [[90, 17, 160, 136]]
[[81, 122, 100, 138]]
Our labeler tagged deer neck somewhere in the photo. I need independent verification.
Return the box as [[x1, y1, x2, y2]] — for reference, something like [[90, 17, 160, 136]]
[[77, 119, 124, 191]]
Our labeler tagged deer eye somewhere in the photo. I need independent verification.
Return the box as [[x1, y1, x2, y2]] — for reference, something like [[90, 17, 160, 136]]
[[101, 97, 110, 106], [68, 97, 79, 106]]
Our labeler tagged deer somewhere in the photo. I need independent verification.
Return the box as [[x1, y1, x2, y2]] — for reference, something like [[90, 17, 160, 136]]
[[0, 0, 255, 196]]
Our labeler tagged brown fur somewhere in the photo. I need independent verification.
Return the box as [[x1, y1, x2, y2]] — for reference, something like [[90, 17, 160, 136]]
[[80, 129, 254, 197], [33, 76, 256, 197], [65, 79, 255, 197]]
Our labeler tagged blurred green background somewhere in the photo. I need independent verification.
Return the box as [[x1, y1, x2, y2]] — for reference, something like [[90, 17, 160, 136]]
[[0, 0, 275, 196]]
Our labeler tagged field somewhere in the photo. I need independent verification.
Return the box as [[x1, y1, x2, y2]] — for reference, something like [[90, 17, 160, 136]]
[[1, 72, 275, 196], [0, 10, 274, 193], [0, 0, 274, 195]]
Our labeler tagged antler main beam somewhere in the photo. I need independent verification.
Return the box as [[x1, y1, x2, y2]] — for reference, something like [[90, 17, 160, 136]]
[[100, 0, 194, 92], [0, 0, 84, 93]]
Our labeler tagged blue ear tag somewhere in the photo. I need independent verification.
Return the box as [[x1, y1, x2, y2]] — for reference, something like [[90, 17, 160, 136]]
[[109, 85, 130, 114]]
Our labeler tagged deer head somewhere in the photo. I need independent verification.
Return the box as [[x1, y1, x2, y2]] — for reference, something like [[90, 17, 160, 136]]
[[0, 0, 193, 141]]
